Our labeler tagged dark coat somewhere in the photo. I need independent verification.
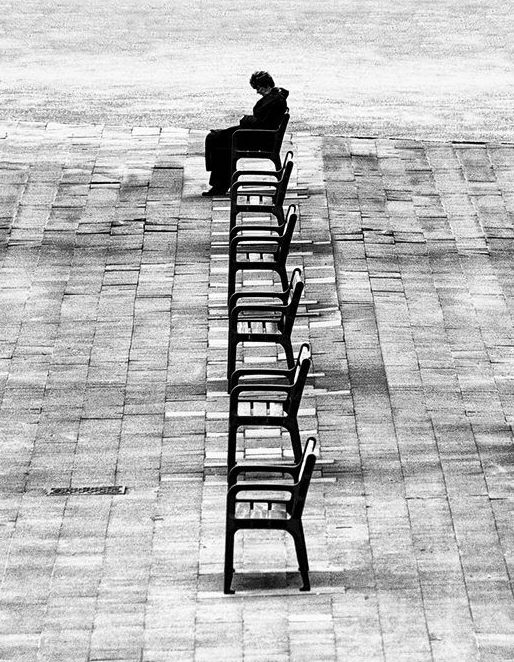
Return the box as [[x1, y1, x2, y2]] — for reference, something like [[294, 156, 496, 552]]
[[239, 87, 289, 130], [205, 87, 289, 191]]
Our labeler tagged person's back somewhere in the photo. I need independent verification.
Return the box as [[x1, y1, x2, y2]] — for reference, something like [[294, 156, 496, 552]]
[[203, 71, 289, 196], [240, 86, 289, 131]]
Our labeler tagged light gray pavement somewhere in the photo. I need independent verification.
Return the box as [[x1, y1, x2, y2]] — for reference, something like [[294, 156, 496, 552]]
[[0, 121, 514, 661], [2, 0, 514, 141]]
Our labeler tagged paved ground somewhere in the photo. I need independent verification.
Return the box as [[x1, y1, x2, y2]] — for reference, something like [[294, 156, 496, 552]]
[[0, 120, 513, 660], [1, 0, 514, 140]]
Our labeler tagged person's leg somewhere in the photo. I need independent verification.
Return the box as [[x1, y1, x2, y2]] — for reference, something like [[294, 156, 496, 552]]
[[204, 126, 238, 194], [205, 129, 220, 172], [208, 150, 231, 190]]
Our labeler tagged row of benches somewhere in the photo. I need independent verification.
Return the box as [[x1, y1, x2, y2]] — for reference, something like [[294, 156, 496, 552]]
[[221, 131, 318, 594]]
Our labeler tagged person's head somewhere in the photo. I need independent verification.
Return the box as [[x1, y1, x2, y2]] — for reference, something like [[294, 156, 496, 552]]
[[250, 71, 275, 95]]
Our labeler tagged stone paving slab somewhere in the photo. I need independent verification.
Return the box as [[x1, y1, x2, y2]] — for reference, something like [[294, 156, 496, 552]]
[[0, 122, 513, 661]]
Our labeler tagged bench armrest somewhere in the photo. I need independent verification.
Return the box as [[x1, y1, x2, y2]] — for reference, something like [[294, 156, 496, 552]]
[[230, 235, 280, 249]]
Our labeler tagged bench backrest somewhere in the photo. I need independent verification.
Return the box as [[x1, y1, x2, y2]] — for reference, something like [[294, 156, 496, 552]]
[[275, 205, 298, 264], [289, 437, 317, 518], [285, 343, 311, 416], [279, 150, 294, 175], [275, 158, 294, 206], [274, 112, 290, 149], [232, 111, 289, 152], [231, 110, 290, 171], [279, 268, 304, 335]]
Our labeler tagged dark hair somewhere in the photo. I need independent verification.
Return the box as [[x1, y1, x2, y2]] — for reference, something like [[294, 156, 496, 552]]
[[250, 71, 275, 90]]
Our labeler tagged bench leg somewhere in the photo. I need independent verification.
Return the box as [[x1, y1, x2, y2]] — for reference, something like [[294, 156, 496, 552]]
[[279, 267, 289, 292], [282, 340, 295, 370], [227, 264, 237, 305], [229, 208, 237, 232], [224, 527, 236, 594], [227, 421, 238, 474], [287, 421, 303, 463], [274, 206, 285, 226], [227, 334, 237, 387], [290, 522, 310, 592]]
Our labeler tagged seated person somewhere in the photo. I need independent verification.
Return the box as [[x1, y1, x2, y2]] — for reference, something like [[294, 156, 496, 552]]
[[203, 71, 289, 196]]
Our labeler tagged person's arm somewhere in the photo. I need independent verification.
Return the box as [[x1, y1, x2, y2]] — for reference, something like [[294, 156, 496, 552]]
[[247, 95, 286, 129], [239, 114, 258, 127]]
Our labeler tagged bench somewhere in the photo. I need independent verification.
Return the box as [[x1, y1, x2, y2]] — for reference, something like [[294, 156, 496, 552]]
[[229, 155, 294, 231], [227, 342, 311, 469], [227, 204, 298, 304], [227, 268, 304, 384], [224, 436, 317, 594], [231, 112, 290, 173]]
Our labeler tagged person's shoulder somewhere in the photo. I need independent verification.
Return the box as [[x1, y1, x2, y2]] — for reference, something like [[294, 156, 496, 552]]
[[265, 88, 288, 109]]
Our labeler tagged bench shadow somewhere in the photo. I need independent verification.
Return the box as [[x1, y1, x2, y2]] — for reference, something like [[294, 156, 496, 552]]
[[199, 569, 348, 594]]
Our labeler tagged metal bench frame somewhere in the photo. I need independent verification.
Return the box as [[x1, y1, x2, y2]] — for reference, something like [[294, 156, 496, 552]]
[[231, 112, 290, 173], [224, 436, 317, 594], [227, 268, 304, 384], [227, 343, 311, 469], [229, 157, 294, 231], [227, 204, 298, 304]]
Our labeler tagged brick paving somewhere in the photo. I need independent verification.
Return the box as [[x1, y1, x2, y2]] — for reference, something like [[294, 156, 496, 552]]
[[0, 121, 513, 660]]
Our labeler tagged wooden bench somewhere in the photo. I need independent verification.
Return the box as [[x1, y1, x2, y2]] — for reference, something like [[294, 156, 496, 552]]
[[231, 112, 290, 173], [224, 436, 317, 594], [227, 268, 304, 384], [227, 204, 298, 304]]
